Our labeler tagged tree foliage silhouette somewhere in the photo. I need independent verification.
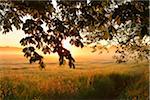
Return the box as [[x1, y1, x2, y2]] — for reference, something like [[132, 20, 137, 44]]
[[0, 0, 149, 68]]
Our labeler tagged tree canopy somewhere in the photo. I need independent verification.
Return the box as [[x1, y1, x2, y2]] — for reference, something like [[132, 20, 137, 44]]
[[0, 0, 149, 68]]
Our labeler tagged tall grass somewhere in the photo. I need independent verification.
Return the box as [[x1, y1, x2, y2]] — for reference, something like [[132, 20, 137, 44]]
[[0, 71, 148, 100]]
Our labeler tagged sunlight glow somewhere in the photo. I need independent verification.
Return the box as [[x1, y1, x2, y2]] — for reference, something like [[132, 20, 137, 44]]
[[62, 38, 72, 50]]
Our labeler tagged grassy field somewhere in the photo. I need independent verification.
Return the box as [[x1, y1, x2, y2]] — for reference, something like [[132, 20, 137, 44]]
[[0, 51, 149, 100]]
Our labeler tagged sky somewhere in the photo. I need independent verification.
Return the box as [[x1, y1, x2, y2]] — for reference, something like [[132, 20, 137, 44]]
[[0, 0, 111, 57], [0, 29, 25, 47], [0, 26, 96, 56]]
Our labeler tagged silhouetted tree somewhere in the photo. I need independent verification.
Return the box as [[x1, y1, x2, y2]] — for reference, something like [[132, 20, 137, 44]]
[[0, 0, 149, 68]]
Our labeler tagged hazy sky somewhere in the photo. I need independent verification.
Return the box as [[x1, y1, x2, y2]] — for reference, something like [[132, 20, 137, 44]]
[[0, 26, 95, 56], [0, 29, 26, 47]]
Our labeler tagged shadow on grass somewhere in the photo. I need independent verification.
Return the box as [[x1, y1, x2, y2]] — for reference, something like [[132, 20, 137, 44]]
[[75, 73, 140, 100]]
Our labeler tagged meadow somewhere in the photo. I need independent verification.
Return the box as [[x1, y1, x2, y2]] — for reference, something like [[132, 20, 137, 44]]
[[0, 48, 149, 100]]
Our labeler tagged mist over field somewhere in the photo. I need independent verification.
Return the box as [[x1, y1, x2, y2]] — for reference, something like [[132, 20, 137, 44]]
[[0, 46, 116, 68]]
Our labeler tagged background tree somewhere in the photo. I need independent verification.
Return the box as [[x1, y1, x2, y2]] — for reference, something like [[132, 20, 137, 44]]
[[0, 0, 149, 68]]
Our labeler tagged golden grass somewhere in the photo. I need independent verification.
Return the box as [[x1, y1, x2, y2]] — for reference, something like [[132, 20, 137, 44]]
[[0, 61, 149, 100], [0, 53, 149, 100]]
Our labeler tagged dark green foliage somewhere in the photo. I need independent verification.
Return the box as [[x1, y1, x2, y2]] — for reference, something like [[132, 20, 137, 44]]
[[112, 1, 149, 38]]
